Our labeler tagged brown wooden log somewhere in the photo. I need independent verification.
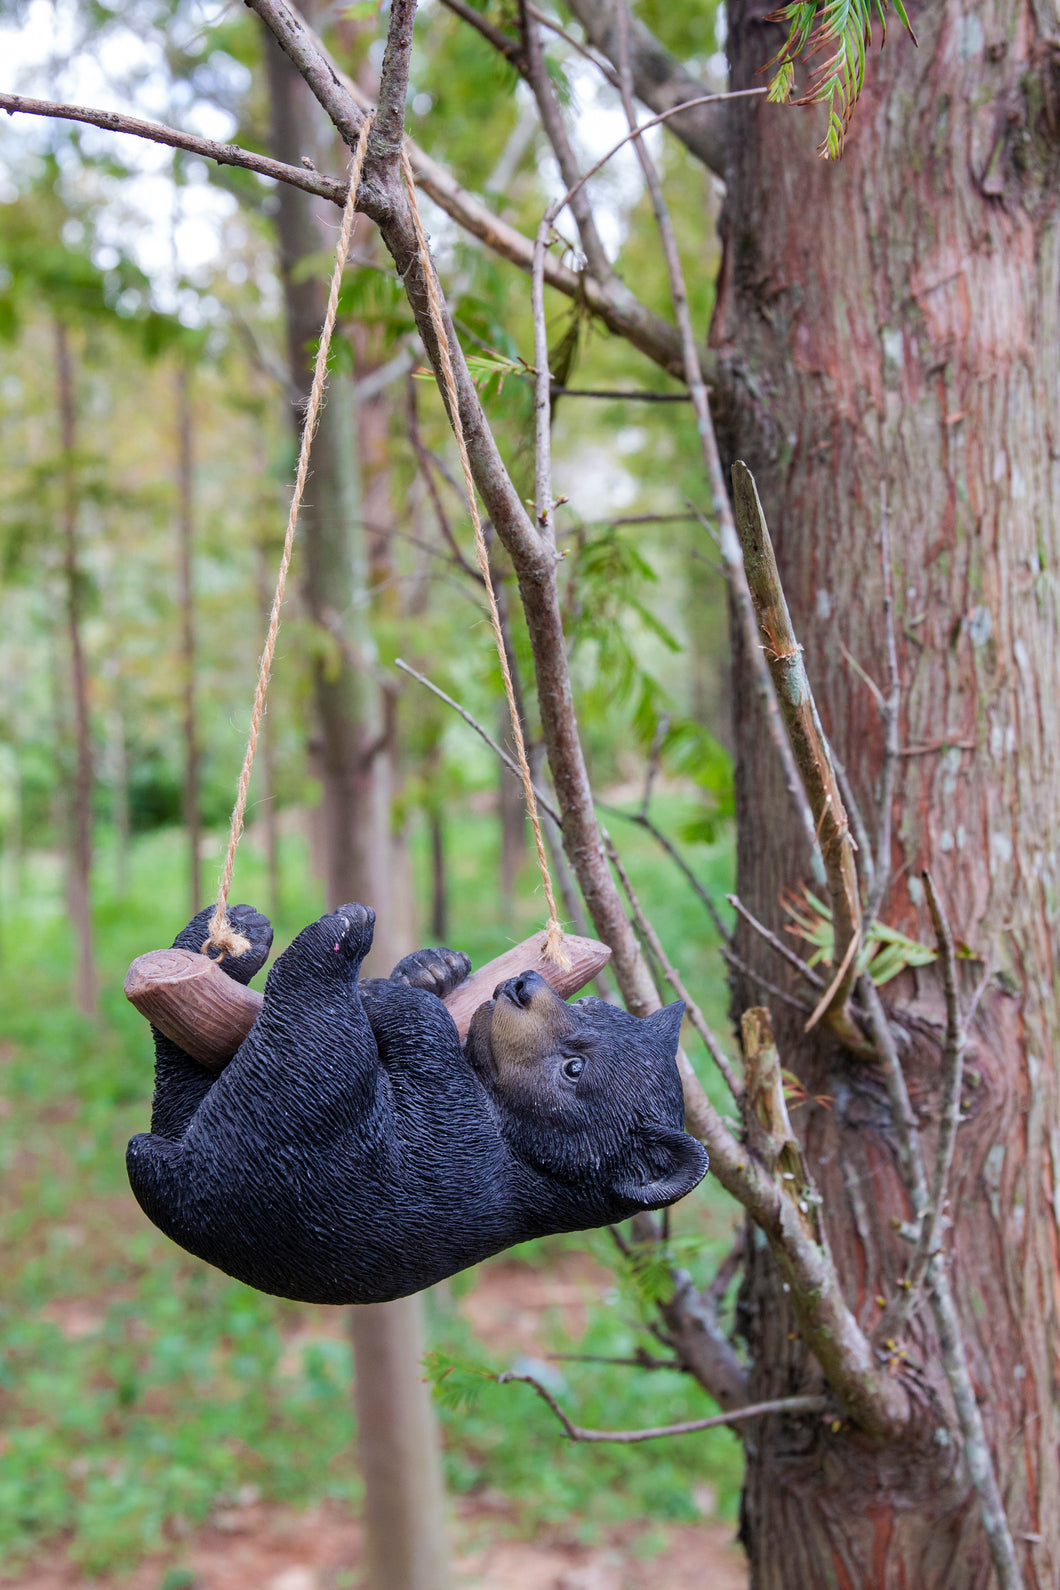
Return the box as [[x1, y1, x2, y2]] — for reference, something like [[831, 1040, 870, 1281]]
[[125, 930, 612, 1068]]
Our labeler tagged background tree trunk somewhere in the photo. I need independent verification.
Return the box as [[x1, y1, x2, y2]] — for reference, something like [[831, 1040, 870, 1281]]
[[55, 318, 96, 1017], [264, 23, 451, 1590], [176, 360, 201, 917], [720, 4, 1060, 1584]]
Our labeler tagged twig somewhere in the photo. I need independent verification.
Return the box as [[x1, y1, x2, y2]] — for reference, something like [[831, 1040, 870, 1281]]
[[879, 871, 967, 1337], [731, 463, 862, 1033], [438, 0, 526, 70], [603, 830, 743, 1101], [550, 88, 767, 222], [405, 377, 484, 585], [863, 491, 900, 933], [719, 944, 814, 1016], [860, 976, 929, 1218], [521, 0, 615, 284], [639, 713, 669, 818], [531, 212, 556, 543], [395, 659, 562, 826], [525, 1, 622, 89], [706, 1230, 747, 1306], [860, 979, 1024, 1587], [828, 740, 875, 904], [547, 1350, 685, 1371], [552, 385, 690, 402], [0, 90, 348, 204], [598, 803, 729, 942], [727, 894, 825, 990], [498, 1371, 828, 1442]]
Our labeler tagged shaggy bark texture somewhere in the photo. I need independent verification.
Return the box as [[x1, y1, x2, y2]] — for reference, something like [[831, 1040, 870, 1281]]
[[719, 3, 1060, 1584]]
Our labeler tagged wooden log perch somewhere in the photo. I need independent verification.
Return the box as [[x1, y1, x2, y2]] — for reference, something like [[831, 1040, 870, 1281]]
[[125, 930, 612, 1068]]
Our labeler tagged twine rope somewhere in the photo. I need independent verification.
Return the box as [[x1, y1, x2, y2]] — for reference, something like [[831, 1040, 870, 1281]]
[[204, 118, 374, 960], [400, 147, 569, 968]]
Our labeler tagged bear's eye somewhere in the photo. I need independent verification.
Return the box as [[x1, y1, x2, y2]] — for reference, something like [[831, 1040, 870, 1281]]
[[562, 1057, 584, 1080]]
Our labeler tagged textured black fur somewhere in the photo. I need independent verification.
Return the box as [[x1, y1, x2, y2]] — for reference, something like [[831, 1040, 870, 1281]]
[[127, 903, 708, 1305]]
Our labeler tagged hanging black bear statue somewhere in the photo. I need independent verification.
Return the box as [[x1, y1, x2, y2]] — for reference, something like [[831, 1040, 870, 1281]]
[[127, 901, 708, 1305]]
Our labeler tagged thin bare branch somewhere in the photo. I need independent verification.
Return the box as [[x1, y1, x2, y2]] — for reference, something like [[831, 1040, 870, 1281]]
[[719, 944, 814, 1016], [526, 2, 622, 89], [864, 492, 901, 933], [728, 893, 826, 990], [0, 91, 348, 204], [405, 377, 484, 585], [394, 659, 562, 826], [603, 829, 744, 1102], [552, 385, 690, 401], [828, 740, 876, 903], [547, 1350, 685, 1371], [521, 0, 615, 283], [860, 976, 929, 1218], [552, 87, 766, 224], [566, 0, 729, 176], [687, 503, 821, 872], [598, 803, 729, 942], [879, 871, 967, 1338], [498, 1371, 829, 1442], [731, 462, 862, 1033], [439, 0, 526, 70], [531, 214, 557, 544]]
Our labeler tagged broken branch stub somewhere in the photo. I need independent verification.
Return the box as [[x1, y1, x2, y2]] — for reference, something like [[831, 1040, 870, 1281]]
[[125, 931, 612, 1067], [731, 462, 862, 1034]]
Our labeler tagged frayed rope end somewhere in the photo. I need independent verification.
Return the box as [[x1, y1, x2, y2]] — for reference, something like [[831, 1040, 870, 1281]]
[[543, 917, 572, 971]]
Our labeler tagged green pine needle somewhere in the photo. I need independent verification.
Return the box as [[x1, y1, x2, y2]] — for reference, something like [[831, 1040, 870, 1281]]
[[764, 0, 917, 158]]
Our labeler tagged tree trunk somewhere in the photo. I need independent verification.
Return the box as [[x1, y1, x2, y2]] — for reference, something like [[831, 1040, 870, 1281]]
[[720, 4, 1060, 1584], [55, 319, 96, 1017], [264, 23, 451, 1590], [176, 361, 201, 917]]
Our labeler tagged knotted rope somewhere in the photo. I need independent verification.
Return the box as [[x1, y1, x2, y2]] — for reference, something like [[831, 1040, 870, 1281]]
[[400, 148, 569, 969], [204, 118, 373, 960]]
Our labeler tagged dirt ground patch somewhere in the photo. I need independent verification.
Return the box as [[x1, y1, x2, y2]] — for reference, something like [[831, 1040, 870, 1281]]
[[11, 1499, 747, 1590]]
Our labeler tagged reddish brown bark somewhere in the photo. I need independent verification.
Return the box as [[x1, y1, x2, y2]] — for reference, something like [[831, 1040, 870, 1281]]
[[720, 4, 1060, 1584]]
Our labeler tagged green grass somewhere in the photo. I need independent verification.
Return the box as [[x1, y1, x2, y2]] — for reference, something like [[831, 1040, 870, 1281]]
[[0, 802, 742, 1577]]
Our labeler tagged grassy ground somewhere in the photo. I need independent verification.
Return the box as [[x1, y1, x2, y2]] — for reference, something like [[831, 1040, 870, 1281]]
[[0, 799, 743, 1579]]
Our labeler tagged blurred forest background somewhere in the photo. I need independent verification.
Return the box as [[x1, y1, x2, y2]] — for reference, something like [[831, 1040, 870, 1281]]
[[0, 0, 748, 1584]]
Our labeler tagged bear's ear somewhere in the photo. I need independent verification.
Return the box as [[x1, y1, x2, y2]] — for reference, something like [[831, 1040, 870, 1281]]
[[644, 1000, 685, 1056], [613, 1127, 708, 1210]]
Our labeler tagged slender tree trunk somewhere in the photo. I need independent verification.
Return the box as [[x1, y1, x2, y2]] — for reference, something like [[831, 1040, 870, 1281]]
[[54, 319, 95, 1017], [107, 707, 130, 900], [720, 5, 1060, 1584], [498, 706, 526, 918], [264, 23, 450, 1590], [176, 361, 201, 917]]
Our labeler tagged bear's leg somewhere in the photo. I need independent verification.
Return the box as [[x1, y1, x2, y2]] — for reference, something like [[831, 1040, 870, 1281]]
[[150, 904, 273, 1141], [387, 946, 472, 999], [236, 902, 380, 1100]]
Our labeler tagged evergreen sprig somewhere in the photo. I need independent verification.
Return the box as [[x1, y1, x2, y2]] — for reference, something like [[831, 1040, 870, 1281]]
[[765, 0, 917, 159]]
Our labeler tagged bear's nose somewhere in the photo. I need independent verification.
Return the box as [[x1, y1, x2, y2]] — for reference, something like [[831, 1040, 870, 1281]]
[[494, 971, 545, 1007]]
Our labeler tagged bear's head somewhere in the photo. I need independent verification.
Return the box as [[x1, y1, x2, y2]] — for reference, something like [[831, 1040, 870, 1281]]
[[464, 971, 707, 1211]]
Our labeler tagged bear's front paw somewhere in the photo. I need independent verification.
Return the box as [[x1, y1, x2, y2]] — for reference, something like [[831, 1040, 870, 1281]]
[[172, 904, 273, 987], [390, 946, 472, 999]]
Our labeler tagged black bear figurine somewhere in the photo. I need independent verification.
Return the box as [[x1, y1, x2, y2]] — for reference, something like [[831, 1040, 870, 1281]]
[[127, 901, 708, 1305]]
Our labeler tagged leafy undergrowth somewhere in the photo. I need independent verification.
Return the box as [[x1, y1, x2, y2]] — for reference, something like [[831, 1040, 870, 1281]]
[[0, 806, 741, 1578]]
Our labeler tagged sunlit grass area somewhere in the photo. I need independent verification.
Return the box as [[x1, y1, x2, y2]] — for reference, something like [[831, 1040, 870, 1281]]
[[0, 801, 741, 1576]]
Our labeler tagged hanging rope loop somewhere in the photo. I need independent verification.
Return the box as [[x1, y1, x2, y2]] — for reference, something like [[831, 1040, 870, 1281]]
[[400, 148, 569, 969], [204, 117, 374, 960]]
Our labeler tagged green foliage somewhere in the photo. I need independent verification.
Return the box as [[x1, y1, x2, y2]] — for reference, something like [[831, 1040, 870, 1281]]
[[784, 885, 937, 983], [0, 805, 739, 1575], [766, 0, 916, 158]]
